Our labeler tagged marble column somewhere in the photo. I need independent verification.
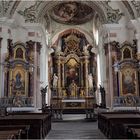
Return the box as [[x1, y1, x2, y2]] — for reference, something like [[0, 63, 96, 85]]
[[84, 55, 89, 96], [36, 42, 42, 109], [81, 60, 84, 87], [135, 33, 140, 96], [108, 42, 113, 110], [33, 42, 37, 109], [0, 38, 2, 97], [62, 59, 65, 88], [57, 54, 61, 97]]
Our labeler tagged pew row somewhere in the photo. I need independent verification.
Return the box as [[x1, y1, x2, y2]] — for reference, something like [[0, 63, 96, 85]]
[[98, 112, 140, 139], [0, 113, 51, 139]]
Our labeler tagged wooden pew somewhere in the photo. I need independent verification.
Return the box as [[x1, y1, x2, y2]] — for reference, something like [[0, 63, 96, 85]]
[[98, 112, 140, 138], [130, 128, 140, 139], [0, 130, 22, 139], [0, 125, 30, 139], [0, 113, 51, 139], [123, 124, 140, 139]]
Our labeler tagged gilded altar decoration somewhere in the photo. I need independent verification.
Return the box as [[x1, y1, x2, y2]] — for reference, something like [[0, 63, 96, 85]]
[[4, 40, 35, 107], [109, 40, 139, 107], [69, 80, 78, 98], [117, 41, 139, 97], [64, 34, 80, 54], [50, 29, 96, 110], [15, 48, 24, 59]]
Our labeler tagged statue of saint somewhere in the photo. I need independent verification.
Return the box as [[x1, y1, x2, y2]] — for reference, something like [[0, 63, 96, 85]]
[[15, 72, 22, 89], [83, 44, 90, 54], [53, 73, 58, 88], [99, 85, 106, 108], [69, 80, 77, 97], [88, 73, 93, 89]]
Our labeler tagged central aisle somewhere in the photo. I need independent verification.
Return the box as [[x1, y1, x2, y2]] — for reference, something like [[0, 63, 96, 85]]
[[46, 114, 106, 139]]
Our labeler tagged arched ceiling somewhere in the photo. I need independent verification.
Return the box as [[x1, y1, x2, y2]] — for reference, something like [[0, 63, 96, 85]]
[[0, 1, 140, 27]]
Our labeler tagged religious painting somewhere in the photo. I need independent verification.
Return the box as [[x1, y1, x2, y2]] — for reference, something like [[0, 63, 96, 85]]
[[50, 2, 93, 24], [123, 48, 131, 59], [69, 80, 78, 98], [65, 58, 79, 86], [10, 66, 28, 96], [15, 48, 23, 59], [14, 45, 26, 60], [121, 42, 133, 60], [120, 68, 136, 95]]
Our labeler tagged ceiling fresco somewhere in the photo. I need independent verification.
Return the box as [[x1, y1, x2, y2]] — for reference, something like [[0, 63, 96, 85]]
[[50, 2, 94, 25], [0, 1, 140, 27]]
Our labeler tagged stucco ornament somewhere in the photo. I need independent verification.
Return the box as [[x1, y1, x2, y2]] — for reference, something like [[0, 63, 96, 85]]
[[105, 1, 124, 23], [18, 1, 42, 23]]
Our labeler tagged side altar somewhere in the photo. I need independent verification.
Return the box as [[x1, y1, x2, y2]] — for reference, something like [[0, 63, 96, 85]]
[[49, 29, 97, 116]]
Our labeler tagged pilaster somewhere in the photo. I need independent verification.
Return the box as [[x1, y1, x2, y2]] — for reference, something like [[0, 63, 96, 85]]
[[101, 24, 122, 110], [0, 38, 3, 98]]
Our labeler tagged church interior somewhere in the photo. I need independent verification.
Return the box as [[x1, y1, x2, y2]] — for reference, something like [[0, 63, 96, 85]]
[[0, 0, 140, 139]]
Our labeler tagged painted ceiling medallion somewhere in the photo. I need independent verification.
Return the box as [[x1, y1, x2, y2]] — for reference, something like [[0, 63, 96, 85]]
[[50, 2, 93, 25]]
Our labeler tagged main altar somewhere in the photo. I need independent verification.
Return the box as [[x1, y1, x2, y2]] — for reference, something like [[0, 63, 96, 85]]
[[49, 29, 97, 114]]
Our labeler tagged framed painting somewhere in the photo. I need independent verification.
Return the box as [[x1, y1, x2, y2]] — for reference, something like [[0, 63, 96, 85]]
[[9, 65, 28, 96], [120, 67, 137, 95]]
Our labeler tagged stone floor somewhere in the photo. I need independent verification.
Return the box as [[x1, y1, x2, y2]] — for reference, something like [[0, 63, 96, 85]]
[[46, 114, 106, 139]]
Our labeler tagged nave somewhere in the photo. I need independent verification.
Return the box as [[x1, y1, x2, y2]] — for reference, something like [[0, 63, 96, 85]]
[[46, 114, 106, 139]]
